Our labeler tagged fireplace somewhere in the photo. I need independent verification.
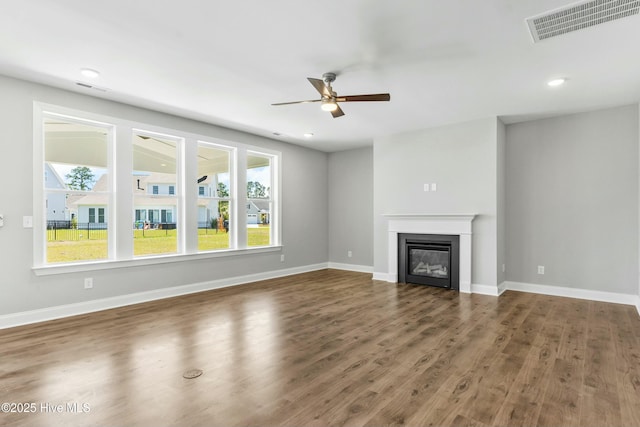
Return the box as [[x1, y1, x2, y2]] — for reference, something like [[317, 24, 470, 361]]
[[382, 214, 475, 293], [398, 233, 460, 290]]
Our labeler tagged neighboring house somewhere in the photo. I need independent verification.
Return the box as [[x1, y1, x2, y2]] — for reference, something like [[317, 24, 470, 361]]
[[70, 172, 269, 228], [69, 173, 108, 228], [133, 173, 177, 228], [197, 176, 222, 227], [44, 163, 68, 221], [246, 200, 270, 225]]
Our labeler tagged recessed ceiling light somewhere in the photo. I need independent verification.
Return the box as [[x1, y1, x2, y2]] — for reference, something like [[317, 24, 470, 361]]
[[303, 133, 314, 138], [80, 68, 100, 79], [547, 78, 566, 87]]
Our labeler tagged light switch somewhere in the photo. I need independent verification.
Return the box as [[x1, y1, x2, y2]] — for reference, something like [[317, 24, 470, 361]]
[[0, 213, 4, 227], [423, 184, 430, 192], [431, 183, 437, 192], [23, 216, 33, 228]]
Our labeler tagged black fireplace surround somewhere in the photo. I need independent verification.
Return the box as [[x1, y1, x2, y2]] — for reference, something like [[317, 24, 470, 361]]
[[398, 233, 460, 290]]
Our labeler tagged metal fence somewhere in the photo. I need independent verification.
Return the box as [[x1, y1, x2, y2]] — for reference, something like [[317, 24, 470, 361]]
[[132, 222, 177, 237], [47, 221, 108, 241], [198, 220, 229, 233], [47, 220, 228, 240]]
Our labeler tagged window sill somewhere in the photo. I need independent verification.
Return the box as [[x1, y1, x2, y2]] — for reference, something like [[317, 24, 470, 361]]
[[32, 246, 283, 276]]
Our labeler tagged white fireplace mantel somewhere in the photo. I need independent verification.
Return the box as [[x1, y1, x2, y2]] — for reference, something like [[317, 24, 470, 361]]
[[383, 213, 476, 293]]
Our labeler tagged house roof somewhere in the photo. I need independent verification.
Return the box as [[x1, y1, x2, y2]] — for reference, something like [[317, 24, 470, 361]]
[[251, 200, 270, 212], [2, 1, 639, 152]]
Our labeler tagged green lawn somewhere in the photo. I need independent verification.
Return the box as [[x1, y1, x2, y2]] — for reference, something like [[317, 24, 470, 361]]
[[46, 227, 271, 263]]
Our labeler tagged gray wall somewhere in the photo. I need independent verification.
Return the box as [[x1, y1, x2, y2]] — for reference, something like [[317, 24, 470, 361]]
[[505, 105, 639, 294], [373, 117, 501, 288], [328, 147, 373, 267], [2, 73, 636, 320], [0, 75, 328, 316]]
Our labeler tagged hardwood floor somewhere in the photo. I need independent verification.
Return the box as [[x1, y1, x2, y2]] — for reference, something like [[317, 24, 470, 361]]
[[1, 269, 639, 426]]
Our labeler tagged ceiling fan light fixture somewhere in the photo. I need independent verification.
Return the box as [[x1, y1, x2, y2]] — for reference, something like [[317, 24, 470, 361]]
[[321, 100, 338, 112]]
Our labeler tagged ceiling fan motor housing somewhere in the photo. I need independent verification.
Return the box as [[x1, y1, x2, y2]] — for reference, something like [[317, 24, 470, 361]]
[[322, 72, 337, 84]]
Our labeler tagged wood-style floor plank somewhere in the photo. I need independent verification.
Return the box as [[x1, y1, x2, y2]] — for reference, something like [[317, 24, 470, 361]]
[[1, 270, 639, 427], [491, 298, 563, 426], [579, 302, 622, 427]]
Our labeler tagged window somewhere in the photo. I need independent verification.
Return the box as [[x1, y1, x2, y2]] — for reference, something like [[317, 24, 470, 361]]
[[42, 114, 111, 264], [133, 131, 181, 257], [246, 152, 274, 247], [35, 103, 280, 271], [197, 142, 232, 251]]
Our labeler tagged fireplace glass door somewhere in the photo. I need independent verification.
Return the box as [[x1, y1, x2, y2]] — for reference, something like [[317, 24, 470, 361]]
[[409, 246, 449, 279], [407, 244, 451, 288], [398, 233, 460, 290]]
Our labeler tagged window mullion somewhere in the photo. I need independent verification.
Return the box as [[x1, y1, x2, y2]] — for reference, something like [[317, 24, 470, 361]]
[[235, 149, 248, 249], [115, 125, 133, 259], [184, 137, 198, 254]]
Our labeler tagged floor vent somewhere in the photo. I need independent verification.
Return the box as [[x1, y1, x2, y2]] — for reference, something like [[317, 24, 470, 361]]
[[526, 0, 640, 42], [183, 369, 203, 379]]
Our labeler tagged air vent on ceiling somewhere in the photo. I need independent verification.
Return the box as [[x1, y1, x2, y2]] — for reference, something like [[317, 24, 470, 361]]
[[526, 0, 640, 42], [75, 82, 107, 92]]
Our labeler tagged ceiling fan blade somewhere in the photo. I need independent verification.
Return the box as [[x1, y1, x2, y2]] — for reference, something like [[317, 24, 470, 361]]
[[336, 93, 390, 102], [271, 99, 321, 106], [308, 78, 331, 97], [331, 105, 345, 118]]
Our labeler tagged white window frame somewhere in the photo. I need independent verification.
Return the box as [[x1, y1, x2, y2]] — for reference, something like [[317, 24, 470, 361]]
[[33, 102, 281, 276], [195, 140, 235, 253], [246, 150, 280, 248], [34, 106, 116, 267], [132, 128, 184, 257]]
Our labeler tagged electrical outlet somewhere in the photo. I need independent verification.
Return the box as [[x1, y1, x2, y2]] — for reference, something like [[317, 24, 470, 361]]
[[431, 183, 437, 192], [537, 266, 545, 275], [348, 250, 353, 258], [280, 254, 285, 262], [423, 183, 430, 192], [84, 277, 93, 289], [0, 213, 4, 227]]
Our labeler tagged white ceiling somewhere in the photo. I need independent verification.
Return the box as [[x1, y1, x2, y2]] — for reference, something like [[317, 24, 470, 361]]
[[1, 1, 639, 152]]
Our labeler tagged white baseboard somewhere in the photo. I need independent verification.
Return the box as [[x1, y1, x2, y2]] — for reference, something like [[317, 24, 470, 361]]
[[0, 263, 328, 330], [505, 281, 639, 311], [471, 283, 503, 296], [635, 295, 640, 317], [498, 281, 508, 295], [327, 262, 373, 274], [372, 272, 395, 282]]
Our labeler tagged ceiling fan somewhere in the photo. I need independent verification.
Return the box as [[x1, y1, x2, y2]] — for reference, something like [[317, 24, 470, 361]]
[[271, 72, 390, 118]]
